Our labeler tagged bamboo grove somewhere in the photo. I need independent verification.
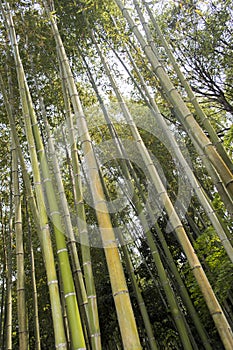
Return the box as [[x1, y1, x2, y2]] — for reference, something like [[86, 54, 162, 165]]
[[0, 0, 232, 349]]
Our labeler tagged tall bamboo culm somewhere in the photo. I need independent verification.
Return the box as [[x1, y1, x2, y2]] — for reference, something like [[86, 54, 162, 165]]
[[60, 76, 101, 350], [12, 140, 28, 349]]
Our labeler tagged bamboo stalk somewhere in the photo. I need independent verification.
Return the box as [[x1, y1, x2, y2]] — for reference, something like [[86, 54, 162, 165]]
[[25, 80, 86, 348], [5, 206, 12, 350], [95, 158, 159, 349], [60, 75, 102, 350], [32, 71, 91, 344], [12, 140, 28, 349], [26, 211, 41, 350]]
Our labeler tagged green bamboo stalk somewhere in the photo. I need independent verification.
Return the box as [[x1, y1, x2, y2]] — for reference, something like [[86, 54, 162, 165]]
[[26, 212, 41, 350], [5, 209, 12, 350], [1, 217, 7, 349], [0, 71, 41, 237], [130, 189, 212, 349], [44, 106, 90, 318], [0, 207, 6, 348], [25, 83, 86, 348], [1, 3, 68, 348], [38, 87, 95, 348], [130, 202, 194, 349], [4, 2, 85, 346], [142, 0, 233, 172], [115, 0, 233, 200], [92, 20, 233, 348], [120, 241, 158, 350], [109, 27, 233, 218], [12, 140, 28, 349], [43, 2, 142, 348], [33, 75, 90, 330], [0, 71, 44, 350], [60, 73, 101, 350]]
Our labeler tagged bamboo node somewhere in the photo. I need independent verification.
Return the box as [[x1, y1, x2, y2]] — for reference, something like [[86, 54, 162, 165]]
[[91, 333, 101, 338], [55, 343, 67, 349], [189, 96, 196, 103], [80, 139, 93, 146], [83, 261, 92, 266], [88, 295, 96, 300], [57, 248, 68, 254], [103, 239, 117, 247], [113, 289, 129, 297], [18, 330, 28, 334], [225, 178, 233, 187], [203, 142, 213, 151], [50, 211, 60, 216], [48, 280, 58, 286], [67, 240, 77, 244], [64, 292, 76, 299], [211, 310, 222, 316], [41, 224, 49, 231], [43, 177, 51, 183], [191, 265, 201, 271], [14, 220, 22, 225]]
